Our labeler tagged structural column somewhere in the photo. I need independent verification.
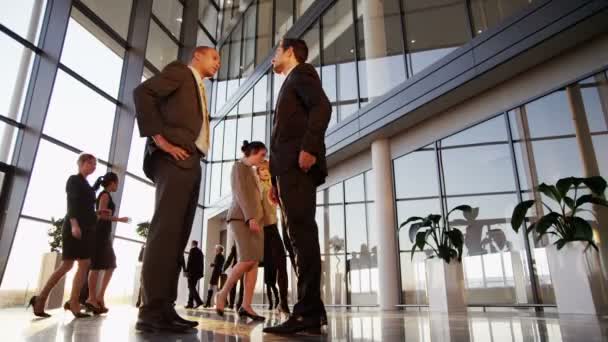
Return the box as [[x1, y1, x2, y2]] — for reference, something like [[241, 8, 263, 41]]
[[371, 139, 400, 310]]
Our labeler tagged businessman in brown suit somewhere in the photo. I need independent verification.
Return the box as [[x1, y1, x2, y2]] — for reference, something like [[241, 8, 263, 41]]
[[264, 39, 331, 335], [133, 46, 220, 333]]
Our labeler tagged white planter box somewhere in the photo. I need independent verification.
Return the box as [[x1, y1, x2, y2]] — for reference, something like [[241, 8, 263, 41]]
[[425, 258, 467, 313], [546, 242, 608, 315], [37, 252, 65, 310]]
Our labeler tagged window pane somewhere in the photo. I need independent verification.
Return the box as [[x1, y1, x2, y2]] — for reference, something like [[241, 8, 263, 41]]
[[345, 174, 365, 202], [221, 161, 234, 197], [146, 21, 179, 70], [0, 122, 19, 164], [80, 0, 133, 38], [209, 163, 222, 202], [396, 198, 441, 251], [223, 118, 237, 160], [328, 183, 344, 204], [238, 89, 253, 114], [301, 22, 320, 67], [228, 21, 243, 81], [23, 140, 105, 220], [394, 149, 438, 199], [44, 71, 116, 159], [197, 27, 213, 47], [116, 176, 155, 241], [0, 0, 46, 44], [516, 90, 575, 139], [580, 75, 608, 133], [152, 0, 183, 39], [364, 170, 375, 201], [403, 0, 469, 75], [443, 115, 508, 147], [256, 0, 273, 66], [0, 218, 54, 307], [275, 0, 293, 44], [242, 4, 257, 76], [127, 122, 147, 179], [211, 120, 224, 161], [199, 0, 219, 39], [253, 75, 268, 113], [236, 115, 252, 153], [62, 10, 125, 97], [346, 203, 367, 253], [328, 205, 345, 242], [0, 33, 35, 121], [470, 0, 535, 36], [296, 0, 315, 18], [105, 238, 142, 304], [252, 115, 266, 143], [322, 0, 358, 123], [356, 0, 406, 103]]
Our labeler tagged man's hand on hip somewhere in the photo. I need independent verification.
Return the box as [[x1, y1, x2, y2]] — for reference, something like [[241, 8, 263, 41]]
[[153, 134, 190, 161], [298, 150, 317, 173]]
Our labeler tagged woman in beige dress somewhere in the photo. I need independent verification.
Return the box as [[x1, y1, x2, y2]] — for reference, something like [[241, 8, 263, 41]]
[[215, 140, 267, 321]]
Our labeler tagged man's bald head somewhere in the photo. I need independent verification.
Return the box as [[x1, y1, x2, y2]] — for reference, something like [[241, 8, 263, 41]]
[[191, 46, 220, 78]]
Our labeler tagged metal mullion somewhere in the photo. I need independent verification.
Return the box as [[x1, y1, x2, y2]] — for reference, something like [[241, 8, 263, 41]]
[[505, 111, 541, 308], [19, 214, 53, 225], [0, 22, 43, 53], [434, 141, 448, 223], [40, 134, 113, 167], [440, 140, 510, 150], [396, 195, 442, 202], [443, 190, 518, 199], [58, 63, 121, 104], [397, 0, 411, 79], [198, 21, 218, 46], [144, 60, 161, 74], [151, 14, 182, 46], [351, 0, 362, 112], [0, 116, 25, 129], [217, 0, 257, 48], [124, 171, 155, 187], [72, 0, 129, 48], [463, 0, 476, 40]]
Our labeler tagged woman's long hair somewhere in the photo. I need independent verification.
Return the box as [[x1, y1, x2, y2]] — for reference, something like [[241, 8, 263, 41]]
[[92, 172, 118, 191]]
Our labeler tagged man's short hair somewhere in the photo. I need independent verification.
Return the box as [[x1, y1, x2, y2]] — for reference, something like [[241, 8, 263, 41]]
[[281, 38, 308, 64], [192, 240, 198, 246], [192, 45, 214, 58], [215, 245, 224, 253]]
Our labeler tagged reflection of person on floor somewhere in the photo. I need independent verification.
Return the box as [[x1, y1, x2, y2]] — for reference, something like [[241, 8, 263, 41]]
[[204, 245, 225, 308], [84, 172, 131, 315], [222, 244, 244, 310], [136, 244, 145, 308], [215, 141, 267, 321], [257, 160, 290, 314], [29, 154, 100, 319], [183, 240, 205, 309]]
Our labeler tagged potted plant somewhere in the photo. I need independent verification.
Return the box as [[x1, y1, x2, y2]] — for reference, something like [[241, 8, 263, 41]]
[[328, 236, 345, 304], [400, 205, 472, 313], [511, 176, 608, 315], [37, 217, 67, 309]]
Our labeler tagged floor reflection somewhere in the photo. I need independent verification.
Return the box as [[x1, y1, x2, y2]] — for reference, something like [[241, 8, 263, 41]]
[[1, 305, 607, 341]]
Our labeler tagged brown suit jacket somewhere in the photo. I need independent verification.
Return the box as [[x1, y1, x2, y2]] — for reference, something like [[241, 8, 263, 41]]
[[270, 63, 331, 186], [133, 61, 204, 181], [226, 160, 264, 225]]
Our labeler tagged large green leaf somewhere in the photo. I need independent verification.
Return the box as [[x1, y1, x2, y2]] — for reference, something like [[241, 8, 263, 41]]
[[571, 217, 594, 241], [556, 177, 577, 198], [582, 176, 607, 196], [427, 214, 442, 225], [399, 216, 424, 230], [535, 212, 561, 236], [511, 200, 536, 232], [446, 229, 464, 261], [447, 205, 473, 218], [409, 220, 431, 243], [576, 194, 608, 208], [410, 231, 428, 260], [537, 183, 562, 203], [563, 196, 575, 211]]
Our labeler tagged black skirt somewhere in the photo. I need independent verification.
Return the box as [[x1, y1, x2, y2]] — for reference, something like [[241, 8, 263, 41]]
[[91, 222, 117, 270], [62, 219, 94, 260]]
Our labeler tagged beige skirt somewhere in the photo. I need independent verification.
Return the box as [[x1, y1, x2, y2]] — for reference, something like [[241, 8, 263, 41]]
[[228, 220, 264, 262]]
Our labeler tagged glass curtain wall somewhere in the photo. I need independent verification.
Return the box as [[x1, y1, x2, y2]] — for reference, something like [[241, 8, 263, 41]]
[[395, 68, 608, 305], [0, 0, 215, 308]]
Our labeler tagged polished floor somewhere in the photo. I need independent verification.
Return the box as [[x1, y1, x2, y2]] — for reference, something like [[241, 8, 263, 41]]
[[1, 305, 607, 341]]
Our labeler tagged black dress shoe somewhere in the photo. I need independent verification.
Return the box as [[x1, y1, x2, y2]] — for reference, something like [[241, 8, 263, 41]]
[[185, 305, 193, 309], [135, 317, 194, 333], [170, 308, 198, 328], [263, 316, 321, 334], [238, 307, 265, 321]]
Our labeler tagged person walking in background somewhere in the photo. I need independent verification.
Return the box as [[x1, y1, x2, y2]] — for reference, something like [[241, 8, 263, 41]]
[[222, 244, 244, 310], [28, 154, 101, 319], [203, 245, 225, 308], [257, 160, 290, 314], [214, 141, 268, 322], [133, 45, 220, 333], [84, 172, 131, 315], [265, 38, 331, 334], [184, 240, 205, 309]]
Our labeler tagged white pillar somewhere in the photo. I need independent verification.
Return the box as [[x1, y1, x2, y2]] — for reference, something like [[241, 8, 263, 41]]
[[371, 139, 400, 310]]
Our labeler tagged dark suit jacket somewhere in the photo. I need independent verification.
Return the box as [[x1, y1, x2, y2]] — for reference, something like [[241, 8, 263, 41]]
[[209, 253, 225, 285], [133, 61, 205, 181], [186, 247, 204, 279], [270, 63, 332, 186]]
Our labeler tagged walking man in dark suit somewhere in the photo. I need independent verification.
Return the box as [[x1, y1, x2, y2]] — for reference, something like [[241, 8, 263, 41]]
[[264, 38, 331, 335], [184, 240, 205, 309], [133, 46, 220, 333]]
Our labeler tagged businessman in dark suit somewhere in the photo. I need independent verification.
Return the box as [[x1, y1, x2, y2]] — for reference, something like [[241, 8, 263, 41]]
[[264, 39, 331, 335], [184, 240, 205, 309], [133, 46, 220, 333]]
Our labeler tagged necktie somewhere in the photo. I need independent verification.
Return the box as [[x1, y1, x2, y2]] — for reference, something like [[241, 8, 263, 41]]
[[197, 82, 210, 154]]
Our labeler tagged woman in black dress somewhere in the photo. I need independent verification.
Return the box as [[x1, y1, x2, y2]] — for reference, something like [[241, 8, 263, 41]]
[[28, 154, 99, 318], [84, 172, 130, 314]]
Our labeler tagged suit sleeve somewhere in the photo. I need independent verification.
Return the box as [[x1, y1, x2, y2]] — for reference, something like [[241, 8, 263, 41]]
[[66, 176, 80, 220], [231, 163, 262, 222], [133, 62, 186, 137], [293, 70, 332, 156]]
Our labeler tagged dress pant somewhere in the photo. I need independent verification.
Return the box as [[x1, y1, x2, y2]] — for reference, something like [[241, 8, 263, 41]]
[[140, 152, 201, 315], [187, 277, 203, 306], [264, 224, 289, 304], [278, 168, 326, 319]]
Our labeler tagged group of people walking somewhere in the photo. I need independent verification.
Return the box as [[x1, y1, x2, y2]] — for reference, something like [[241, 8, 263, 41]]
[[28, 37, 331, 336]]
